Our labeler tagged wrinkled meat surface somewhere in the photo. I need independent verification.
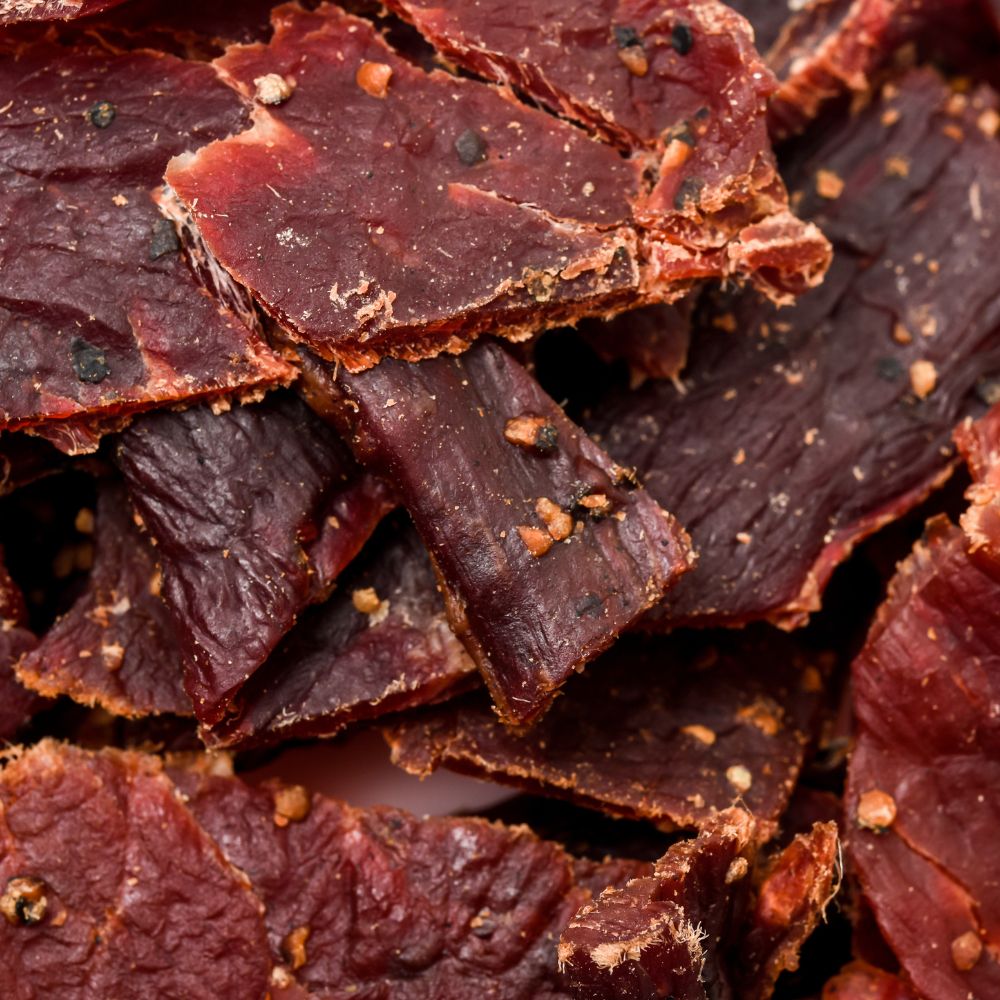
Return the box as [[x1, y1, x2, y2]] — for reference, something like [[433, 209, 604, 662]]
[[386, 628, 827, 837], [309, 340, 692, 725], [385, 0, 831, 303], [0, 37, 292, 453], [0, 0, 125, 22], [558, 808, 756, 998], [589, 70, 1000, 628], [205, 516, 476, 750], [16, 480, 190, 718], [0, 742, 270, 1000], [117, 394, 395, 725]]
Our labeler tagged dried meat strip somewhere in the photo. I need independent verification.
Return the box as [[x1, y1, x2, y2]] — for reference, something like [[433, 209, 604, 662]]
[[384, 0, 831, 303], [0, 553, 41, 741], [588, 70, 1000, 629], [847, 413, 1000, 998], [15, 480, 190, 718], [116, 394, 396, 726], [386, 629, 828, 836], [308, 340, 693, 725], [558, 808, 757, 999], [204, 517, 476, 750], [956, 405, 1000, 566], [0, 742, 270, 999], [0, 0, 126, 22], [0, 36, 293, 454], [169, 756, 645, 999], [822, 962, 920, 1000]]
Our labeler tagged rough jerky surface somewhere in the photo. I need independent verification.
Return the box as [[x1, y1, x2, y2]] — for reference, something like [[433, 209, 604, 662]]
[[117, 394, 395, 725], [0, 555, 40, 740], [0, 0, 126, 22], [589, 70, 1000, 628], [558, 808, 756, 999], [385, 0, 831, 302], [0, 37, 292, 453], [16, 480, 190, 718], [387, 628, 826, 836], [822, 962, 920, 1000], [313, 340, 693, 725], [0, 742, 270, 1000], [165, 2, 651, 372], [205, 517, 476, 750]]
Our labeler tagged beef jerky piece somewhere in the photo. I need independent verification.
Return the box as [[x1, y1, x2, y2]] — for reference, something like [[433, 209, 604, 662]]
[[0, 554, 41, 740], [558, 808, 756, 998], [738, 821, 840, 999], [724, 0, 796, 53], [578, 301, 692, 386], [387, 628, 827, 836], [15, 480, 190, 718], [0, 37, 293, 454], [385, 0, 831, 303], [822, 962, 920, 1000], [847, 452, 1000, 999], [169, 757, 640, 998], [589, 70, 1000, 628], [955, 406, 1000, 565], [117, 394, 396, 725], [0, 0, 125, 21], [0, 741, 270, 999], [164, 4, 657, 374], [204, 517, 476, 750], [312, 341, 693, 725]]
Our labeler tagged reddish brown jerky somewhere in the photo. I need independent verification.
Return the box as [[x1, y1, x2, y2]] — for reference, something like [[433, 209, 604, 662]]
[[308, 340, 693, 725], [164, 3, 654, 373], [0, 555, 41, 741], [0, 0, 125, 21], [558, 808, 756, 999], [386, 629, 827, 838], [0, 742, 270, 999], [384, 0, 831, 303], [16, 480, 190, 718], [0, 37, 293, 454], [588, 70, 1000, 628], [116, 394, 395, 725], [822, 962, 920, 1000], [955, 406, 1000, 566], [739, 821, 840, 999], [169, 757, 644, 999], [204, 517, 476, 750], [847, 414, 1000, 1000]]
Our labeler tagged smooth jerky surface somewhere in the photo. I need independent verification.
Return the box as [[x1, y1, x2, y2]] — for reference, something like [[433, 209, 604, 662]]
[[117, 394, 395, 725], [384, 0, 830, 304], [0, 742, 270, 999], [205, 517, 476, 750], [16, 480, 190, 718], [309, 340, 693, 725], [387, 628, 826, 836], [0, 36, 292, 453], [589, 69, 1000, 628], [847, 407, 1000, 1000], [558, 808, 756, 999]]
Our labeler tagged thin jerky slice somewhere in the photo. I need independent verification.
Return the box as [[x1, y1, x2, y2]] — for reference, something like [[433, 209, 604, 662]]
[[0, 37, 293, 454], [386, 628, 827, 837], [0, 0, 125, 22], [0, 553, 41, 740], [117, 394, 396, 725], [589, 70, 1000, 628], [15, 480, 190, 718], [738, 821, 840, 999], [169, 757, 645, 998], [0, 741, 270, 999], [204, 517, 476, 750], [385, 0, 831, 303], [822, 962, 920, 1000], [164, 2, 653, 373], [558, 808, 756, 999], [311, 340, 693, 725]]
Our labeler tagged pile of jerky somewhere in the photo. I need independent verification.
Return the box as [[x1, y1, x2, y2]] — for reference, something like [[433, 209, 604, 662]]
[[1, 1, 999, 997]]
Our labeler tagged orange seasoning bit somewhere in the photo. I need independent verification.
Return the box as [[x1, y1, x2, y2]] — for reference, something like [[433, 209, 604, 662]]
[[356, 61, 393, 99]]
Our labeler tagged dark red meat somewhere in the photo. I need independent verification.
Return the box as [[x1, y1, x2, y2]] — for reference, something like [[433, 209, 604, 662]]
[[386, 629, 827, 838], [15, 480, 190, 718], [0, 553, 41, 740], [822, 963, 920, 1000], [558, 808, 756, 999], [308, 340, 693, 725], [116, 394, 395, 725], [384, 0, 831, 303], [724, 0, 796, 53], [204, 517, 476, 750], [0, 36, 293, 453], [0, 0, 125, 22], [588, 70, 1000, 628], [0, 742, 270, 1000], [738, 821, 840, 999]]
